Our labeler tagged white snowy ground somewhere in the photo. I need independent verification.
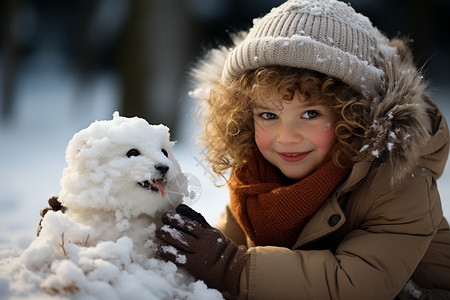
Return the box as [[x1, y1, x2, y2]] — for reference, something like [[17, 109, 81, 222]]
[[0, 64, 449, 299]]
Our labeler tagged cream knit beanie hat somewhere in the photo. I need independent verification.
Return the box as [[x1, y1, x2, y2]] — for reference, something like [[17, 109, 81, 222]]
[[222, 0, 394, 96]]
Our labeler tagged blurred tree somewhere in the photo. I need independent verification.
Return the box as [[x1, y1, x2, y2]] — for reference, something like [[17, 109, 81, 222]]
[[116, 0, 193, 139], [116, 0, 147, 122], [1, 0, 21, 123]]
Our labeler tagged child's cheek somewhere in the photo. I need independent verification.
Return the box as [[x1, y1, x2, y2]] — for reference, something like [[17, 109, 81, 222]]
[[254, 125, 271, 151], [310, 123, 336, 150]]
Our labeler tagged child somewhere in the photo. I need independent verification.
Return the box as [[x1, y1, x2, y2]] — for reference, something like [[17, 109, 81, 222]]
[[156, 0, 450, 299]]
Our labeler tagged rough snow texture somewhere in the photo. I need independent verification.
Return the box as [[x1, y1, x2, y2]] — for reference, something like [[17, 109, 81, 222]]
[[272, 0, 374, 33], [403, 280, 423, 299], [0, 113, 223, 299]]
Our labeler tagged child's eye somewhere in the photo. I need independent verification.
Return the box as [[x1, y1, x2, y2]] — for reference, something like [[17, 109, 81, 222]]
[[302, 110, 319, 119], [259, 112, 278, 120]]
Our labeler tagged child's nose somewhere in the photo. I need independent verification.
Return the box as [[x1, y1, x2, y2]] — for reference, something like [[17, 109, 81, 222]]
[[276, 121, 302, 144]]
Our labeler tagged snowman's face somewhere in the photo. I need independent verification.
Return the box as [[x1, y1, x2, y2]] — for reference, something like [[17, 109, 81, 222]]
[[59, 114, 187, 218]]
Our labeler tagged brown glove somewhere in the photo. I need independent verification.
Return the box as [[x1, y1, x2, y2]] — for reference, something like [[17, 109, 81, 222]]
[[156, 204, 248, 296], [36, 195, 67, 236]]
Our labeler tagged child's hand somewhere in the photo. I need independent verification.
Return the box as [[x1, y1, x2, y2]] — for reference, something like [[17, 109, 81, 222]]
[[156, 204, 248, 296]]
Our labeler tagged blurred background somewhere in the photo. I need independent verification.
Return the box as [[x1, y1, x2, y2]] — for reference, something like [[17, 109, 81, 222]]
[[1, 0, 449, 250]]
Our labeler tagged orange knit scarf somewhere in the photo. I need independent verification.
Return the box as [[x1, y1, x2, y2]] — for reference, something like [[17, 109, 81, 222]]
[[228, 151, 350, 248]]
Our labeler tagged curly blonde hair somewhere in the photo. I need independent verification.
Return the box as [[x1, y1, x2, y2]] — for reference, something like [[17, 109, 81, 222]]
[[199, 66, 369, 178]]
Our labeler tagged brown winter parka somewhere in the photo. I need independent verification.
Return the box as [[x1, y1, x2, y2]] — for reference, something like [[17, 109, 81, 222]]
[[216, 98, 450, 298], [192, 32, 450, 299]]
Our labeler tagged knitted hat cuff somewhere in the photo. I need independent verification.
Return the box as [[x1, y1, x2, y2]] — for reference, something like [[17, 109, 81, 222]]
[[222, 35, 384, 95]]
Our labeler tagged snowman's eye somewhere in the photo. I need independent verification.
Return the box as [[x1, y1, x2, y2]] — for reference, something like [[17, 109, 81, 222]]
[[127, 149, 141, 157], [161, 149, 168, 157]]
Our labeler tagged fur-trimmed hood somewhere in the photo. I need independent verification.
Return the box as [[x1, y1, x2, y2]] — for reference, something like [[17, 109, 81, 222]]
[[189, 32, 449, 183]]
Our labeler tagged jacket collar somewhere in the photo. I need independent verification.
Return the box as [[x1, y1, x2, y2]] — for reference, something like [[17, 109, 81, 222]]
[[292, 160, 373, 249]]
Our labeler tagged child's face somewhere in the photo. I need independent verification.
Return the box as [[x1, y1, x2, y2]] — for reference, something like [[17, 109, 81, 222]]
[[253, 92, 336, 180]]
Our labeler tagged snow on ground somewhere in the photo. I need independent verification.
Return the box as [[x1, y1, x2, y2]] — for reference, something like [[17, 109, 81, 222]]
[[0, 64, 449, 299]]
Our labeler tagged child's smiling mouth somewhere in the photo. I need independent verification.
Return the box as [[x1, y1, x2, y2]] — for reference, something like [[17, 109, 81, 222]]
[[277, 151, 312, 162]]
